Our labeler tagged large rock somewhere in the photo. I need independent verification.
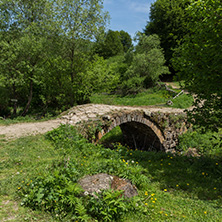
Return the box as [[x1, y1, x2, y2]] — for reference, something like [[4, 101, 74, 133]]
[[78, 173, 138, 198]]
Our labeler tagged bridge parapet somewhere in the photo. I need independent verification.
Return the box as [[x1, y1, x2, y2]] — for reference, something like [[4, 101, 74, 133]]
[[61, 104, 191, 152]]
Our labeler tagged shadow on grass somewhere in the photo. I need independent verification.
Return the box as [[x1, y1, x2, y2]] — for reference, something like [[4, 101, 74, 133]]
[[124, 150, 222, 203], [100, 127, 222, 207]]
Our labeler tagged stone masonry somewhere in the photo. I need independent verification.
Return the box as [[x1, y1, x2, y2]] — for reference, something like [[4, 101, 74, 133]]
[[61, 104, 190, 152]]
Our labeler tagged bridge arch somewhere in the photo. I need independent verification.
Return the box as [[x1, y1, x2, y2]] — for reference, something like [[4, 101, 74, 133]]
[[96, 111, 165, 151]]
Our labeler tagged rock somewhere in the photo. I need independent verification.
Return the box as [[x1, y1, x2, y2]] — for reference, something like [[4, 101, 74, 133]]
[[78, 173, 138, 198]]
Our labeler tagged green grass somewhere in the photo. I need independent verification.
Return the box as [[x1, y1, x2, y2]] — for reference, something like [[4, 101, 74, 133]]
[[0, 125, 221, 221], [0, 114, 56, 126], [90, 88, 193, 109]]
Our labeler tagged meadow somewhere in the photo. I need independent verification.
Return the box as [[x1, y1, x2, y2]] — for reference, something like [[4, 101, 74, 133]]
[[0, 124, 221, 221], [1, 87, 221, 221]]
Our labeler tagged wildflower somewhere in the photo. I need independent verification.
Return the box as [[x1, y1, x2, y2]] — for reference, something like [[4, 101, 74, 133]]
[[84, 191, 89, 195], [155, 198, 157, 201], [27, 183, 29, 186], [187, 183, 189, 186], [18, 187, 21, 190], [130, 153, 132, 155], [214, 187, 217, 190], [168, 163, 171, 165], [160, 164, 163, 166], [126, 162, 128, 165], [131, 160, 134, 163], [159, 211, 163, 214], [164, 189, 167, 192], [204, 211, 207, 214], [165, 214, 168, 216], [136, 162, 138, 164], [170, 157, 173, 159], [145, 203, 148, 206], [149, 160, 151, 162], [151, 198, 153, 200], [216, 163, 218, 165], [151, 193, 155, 196], [152, 201, 155, 203], [145, 191, 148, 196], [122, 159, 125, 162], [176, 184, 179, 187], [202, 172, 205, 175], [22, 181, 24, 183]]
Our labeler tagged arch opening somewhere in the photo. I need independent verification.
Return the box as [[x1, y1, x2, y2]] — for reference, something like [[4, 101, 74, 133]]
[[119, 121, 163, 151]]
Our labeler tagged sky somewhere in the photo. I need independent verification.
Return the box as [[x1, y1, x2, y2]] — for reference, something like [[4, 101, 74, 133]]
[[103, 0, 156, 40]]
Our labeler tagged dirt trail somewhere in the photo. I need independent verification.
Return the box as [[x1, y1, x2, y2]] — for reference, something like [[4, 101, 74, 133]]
[[0, 104, 185, 141], [0, 119, 62, 140]]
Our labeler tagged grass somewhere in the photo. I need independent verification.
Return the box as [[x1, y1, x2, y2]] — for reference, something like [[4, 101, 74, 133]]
[[0, 125, 221, 221], [0, 114, 57, 126], [90, 87, 193, 109]]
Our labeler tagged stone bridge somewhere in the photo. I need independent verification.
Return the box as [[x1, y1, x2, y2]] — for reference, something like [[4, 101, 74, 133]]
[[61, 104, 190, 152]]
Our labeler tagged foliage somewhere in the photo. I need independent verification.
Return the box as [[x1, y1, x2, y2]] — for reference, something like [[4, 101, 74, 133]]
[[119, 30, 133, 53], [172, 0, 222, 131], [120, 34, 169, 94], [95, 29, 132, 58], [178, 129, 222, 155], [144, 0, 190, 72], [0, 0, 109, 116], [86, 190, 127, 221]]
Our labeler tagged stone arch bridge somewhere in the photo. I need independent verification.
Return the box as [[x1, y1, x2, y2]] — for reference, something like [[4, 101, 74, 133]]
[[61, 104, 190, 152]]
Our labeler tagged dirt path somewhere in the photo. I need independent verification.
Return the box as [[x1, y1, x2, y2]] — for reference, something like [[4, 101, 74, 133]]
[[0, 104, 185, 141], [0, 119, 62, 140]]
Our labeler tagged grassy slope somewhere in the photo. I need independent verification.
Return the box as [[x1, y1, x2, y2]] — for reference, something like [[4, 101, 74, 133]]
[[0, 130, 221, 221], [90, 88, 193, 109]]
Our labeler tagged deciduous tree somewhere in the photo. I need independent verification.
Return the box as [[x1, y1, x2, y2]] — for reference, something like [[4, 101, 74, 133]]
[[173, 0, 222, 130]]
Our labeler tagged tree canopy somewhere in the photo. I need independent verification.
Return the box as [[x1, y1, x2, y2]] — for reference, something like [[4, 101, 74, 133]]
[[144, 0, 190, 73], [0, 0, 109, 116], [172, 0, 222, 130]]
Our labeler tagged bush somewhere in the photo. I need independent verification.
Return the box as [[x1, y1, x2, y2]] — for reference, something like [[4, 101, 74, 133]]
[[178, 129, 222, 155]]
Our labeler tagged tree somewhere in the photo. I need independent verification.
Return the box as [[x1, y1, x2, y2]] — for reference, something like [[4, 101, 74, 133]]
[[55, 0, 109, 105], [101, 30, 124, 58], [94, 29, 132, 58], [121, 34, 169, 94], [0, 0, 109, 116], [119, 30, 132, 53], [144, 0, 190, 73], [172, 0, 222, 130], [0, 0, 55, 116]]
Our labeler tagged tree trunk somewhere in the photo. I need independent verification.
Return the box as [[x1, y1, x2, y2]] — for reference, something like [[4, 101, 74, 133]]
[[12, 82, 17, 116], [21, 79, 33, 116]]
